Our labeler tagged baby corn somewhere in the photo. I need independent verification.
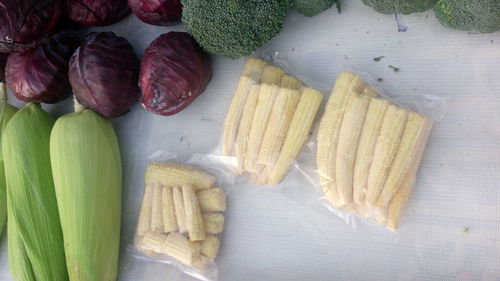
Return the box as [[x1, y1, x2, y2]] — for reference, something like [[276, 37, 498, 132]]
[[258, 88, 300, 169], [317, 72, 365, 206], [146, 162, 215, 190], [269, 88, 323, 184], [245, 83, 281, 173], [203, 213, 225, 234], [222, 58, 268, 155], [173, 187, 187, 233], [235, 85, 261, 173], [137, 184, 154, 236], [182, 184, 206, 241], [336, 94, 370, 205], [162, 186, 178, 233], [318, 72, 433, 230], [151, 183, 164, 233], [377, 113, 433, 207], [353, 98, 389, 205], [365, 105, 408, 206], [197, 188, 227, 212]]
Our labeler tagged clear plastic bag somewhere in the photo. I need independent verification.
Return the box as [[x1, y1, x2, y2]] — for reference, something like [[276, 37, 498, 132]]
[[129, 151, 234, 281], [216, 56, 324, 186], [311, 70, 444, 231]]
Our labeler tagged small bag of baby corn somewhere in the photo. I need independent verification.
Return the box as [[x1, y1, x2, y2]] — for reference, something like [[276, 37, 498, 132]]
[[316, 71, 435, 231], [220, 58, 323, 185], [134, 161, 227, 280]]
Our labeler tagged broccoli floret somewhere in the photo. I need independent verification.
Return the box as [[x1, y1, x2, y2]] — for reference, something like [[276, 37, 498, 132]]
[[434, 0, 500, 33], [181, 0, 291, 59], [361, 0, 438, 14], [292, 0, 339, 17]]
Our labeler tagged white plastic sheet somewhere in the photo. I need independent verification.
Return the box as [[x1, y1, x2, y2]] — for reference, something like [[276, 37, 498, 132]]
[[1, 0, 500, 280]]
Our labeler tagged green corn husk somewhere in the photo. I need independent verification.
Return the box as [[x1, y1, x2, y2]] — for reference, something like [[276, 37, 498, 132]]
[[8, 222, 35, 281], [2, 102, 68, 281], [0, 83, 18, 236], [51, 100, 122, 281]]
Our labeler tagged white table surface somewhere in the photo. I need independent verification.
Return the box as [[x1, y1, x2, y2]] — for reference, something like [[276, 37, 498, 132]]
[[2, 0, 500, 280]]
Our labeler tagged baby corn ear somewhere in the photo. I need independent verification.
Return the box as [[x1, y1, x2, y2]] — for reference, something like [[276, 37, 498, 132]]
[[361, 86, 379, 98], [222, 58, 268, 156], [260, 65, 285, 85], [269, 88, 323, 184], [162, 186, 178, 233], [173, 187, 188, 234], [162, 232, 202, 266], [386, 173, 415, 231], [141, 232, 167, 253], [280, 74, 304, 90], [183, 185, 206, 241], [142, 231, 201, 266], [258, 88, 300, 169], [146, 162, 215, 190], [377, 113, 433, 207], [387, 114, 432, 230], [317, 72, 365, 205], [235, 85, 261, 173], [201, 235, 220, 259], [245, 83, 281, 173], [365, 105, 408, 206], [151, 183, 164, 233], [197, 188, 227, 212], [242, 58, 268, 78], [203, 213, 225, 234], [336, 94, 370, 206], [353, 98, 389, 205], [137, 184, 154, 236]]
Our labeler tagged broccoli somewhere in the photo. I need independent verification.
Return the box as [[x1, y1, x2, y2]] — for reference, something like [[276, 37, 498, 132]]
[[181, 0, 291, 59], [361, 0, 438, 14], [292, 0, 339, 17], [434, 0, 500, 33]]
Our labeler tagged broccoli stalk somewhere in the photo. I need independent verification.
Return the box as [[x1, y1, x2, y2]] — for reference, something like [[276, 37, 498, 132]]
[[181, 0, 291, 59], [361, 0, 438, 15], [434, 0, 500, 33]]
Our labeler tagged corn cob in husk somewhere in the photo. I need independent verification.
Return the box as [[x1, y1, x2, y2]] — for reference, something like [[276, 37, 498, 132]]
[[51, 100, 122, 281], [3, 102, 68, 281], [0, 83, 17, 236]]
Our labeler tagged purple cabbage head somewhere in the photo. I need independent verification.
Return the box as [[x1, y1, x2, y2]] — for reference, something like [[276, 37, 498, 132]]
[[69, 32, 140, 118], [0, 0, 62, 52], [129, 0, 182, 26], [6, 32, 80, 104], [0, 52, 9, 82], [65, 0, 130, 26], [140, 32, 212, 116]]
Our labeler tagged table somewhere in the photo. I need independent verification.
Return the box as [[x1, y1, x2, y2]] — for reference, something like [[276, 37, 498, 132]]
[[1, 1, 499, 280]]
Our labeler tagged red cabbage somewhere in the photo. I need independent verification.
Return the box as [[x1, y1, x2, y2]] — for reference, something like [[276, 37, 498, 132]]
[[140, 32, 212, 116], [69, 32, 140, 118], [65, 0, 130, 26], [129, 0, 182, 26], [0, 53, 8, 82], [0, 0, 62, 52], [6, 32, 80, 104]]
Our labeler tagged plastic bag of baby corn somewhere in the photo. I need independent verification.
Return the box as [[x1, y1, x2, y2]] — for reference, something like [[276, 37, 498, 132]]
[[133, 161, 227, 281], [220, 57, 323, 185], [316, 71, 434, 231]]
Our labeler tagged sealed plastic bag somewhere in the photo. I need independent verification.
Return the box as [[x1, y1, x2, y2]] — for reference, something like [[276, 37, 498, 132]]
[[131, 152, 231, 281], [315, 71, 440, 231], [219, 57, 323, 185]]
